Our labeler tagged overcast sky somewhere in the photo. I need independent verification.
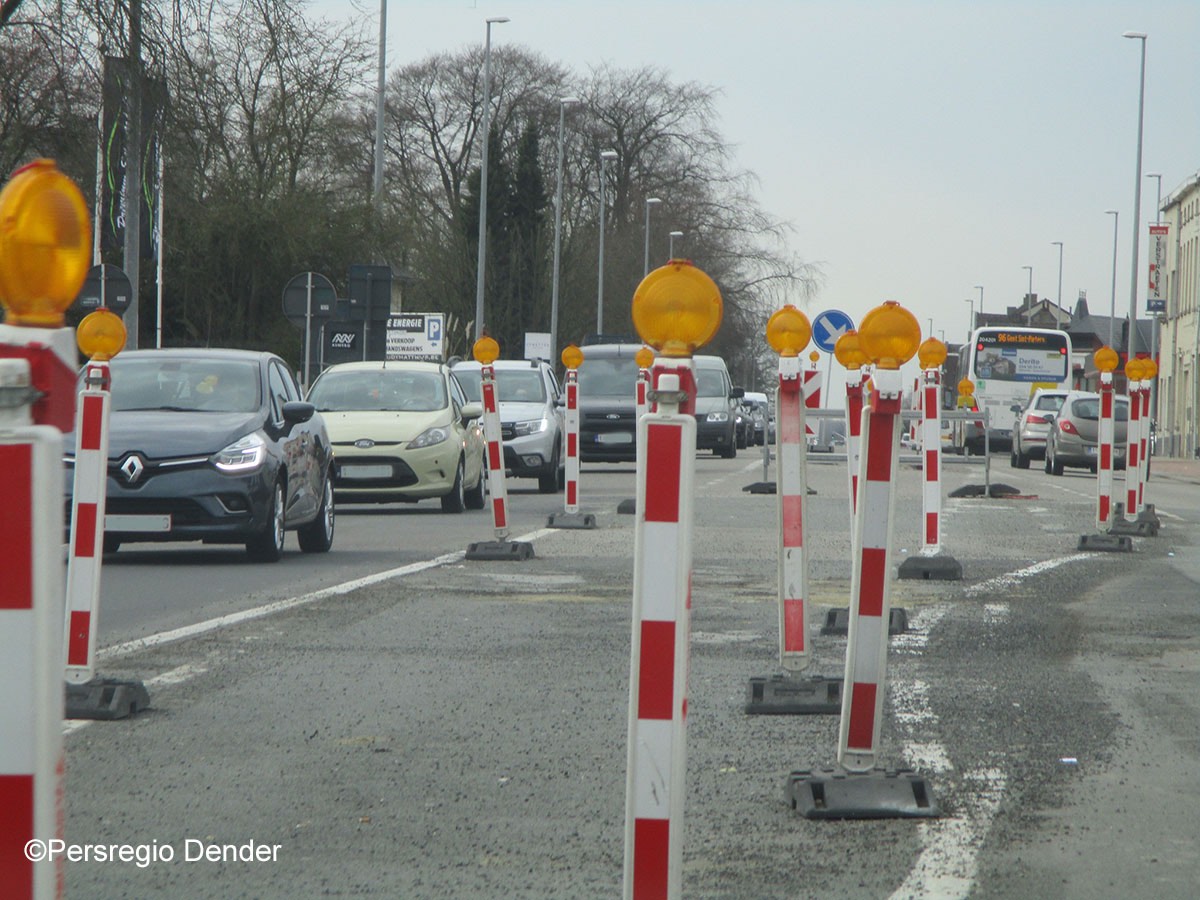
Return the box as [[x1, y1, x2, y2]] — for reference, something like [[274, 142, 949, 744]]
[[322, 0, 1199, 351]]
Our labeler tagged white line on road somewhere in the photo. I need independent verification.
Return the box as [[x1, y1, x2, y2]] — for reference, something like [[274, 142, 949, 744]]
[[965, 552, 1095, 597]]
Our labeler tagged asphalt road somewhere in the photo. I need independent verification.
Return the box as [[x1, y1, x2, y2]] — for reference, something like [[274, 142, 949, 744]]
[[62, 448, 1200, 898]]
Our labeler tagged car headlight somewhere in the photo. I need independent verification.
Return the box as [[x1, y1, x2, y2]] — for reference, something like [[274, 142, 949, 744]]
[[408, 426, 449, 449], [512, 418, 549, 437], [213, 432, 266, 472], [706, 411, 730, 423]]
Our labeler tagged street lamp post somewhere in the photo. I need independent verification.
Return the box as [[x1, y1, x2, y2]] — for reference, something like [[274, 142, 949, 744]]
[[473, 15, 509, 343], [1052, 241, 1064, 328], [550, 95, 579, 357], [974, 284, 984, 318], [596, 148, 618, 335], [643, 197, 661, 276], [1123, 31, 1148, 358], [963, 297, 974, 342], [1106, 209, 1120, 348], [1022, 265, 1033, 307], [669, 230, 684, 258]]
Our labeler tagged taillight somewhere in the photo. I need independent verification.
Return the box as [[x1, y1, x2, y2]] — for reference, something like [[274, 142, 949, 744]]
[[1027, 413, 1048, 425], [1059, 418, 1079, 435]]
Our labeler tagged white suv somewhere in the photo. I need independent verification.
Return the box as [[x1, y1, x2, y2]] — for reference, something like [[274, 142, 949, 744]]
[[451, 359, 565, 493]]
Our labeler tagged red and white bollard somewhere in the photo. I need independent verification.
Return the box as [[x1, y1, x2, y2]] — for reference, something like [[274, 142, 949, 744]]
[[1137, 375, 1149, 511], [623, 362, 695, 899], [0, 358, 65, 900], [1123, 366, 1141, 523], [777, 352, 809, 672], [920, 367, 942, 551], [548, 343, 597, 529], [802, 352, 821, 444], [1096, 369, 1115, 531], [64, 362, 111, 682], [833, 330, 869, 519]]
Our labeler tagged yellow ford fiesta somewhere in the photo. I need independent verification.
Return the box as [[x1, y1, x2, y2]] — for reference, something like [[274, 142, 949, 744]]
[[306, 361, 486, 512]]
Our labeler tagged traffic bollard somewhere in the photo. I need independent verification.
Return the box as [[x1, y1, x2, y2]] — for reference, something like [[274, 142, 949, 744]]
[[898, 339, 962, 581], [465, 336, 533, 561], [549, 344, 596, 529], [618, 346, 655, 515], [1122, 358, 1143, 523], [1078, 347, 1131, 551], [624, 259, 722, 899], [63, 314, 150, 719], [834, 331, 869, 519], [1138, 359, 1158, 525]]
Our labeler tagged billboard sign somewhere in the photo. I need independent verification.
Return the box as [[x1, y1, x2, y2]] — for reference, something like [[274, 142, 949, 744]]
[[386, 314, 445, 361]]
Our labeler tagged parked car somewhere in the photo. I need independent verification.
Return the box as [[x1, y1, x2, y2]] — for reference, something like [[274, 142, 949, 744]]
[[451, 358, 565, 493], [1010, 388, 1069, 468], [306, 360, 485, 511], [577, 343, 643, 462], [64, 349, 335, 560], [693, 354, 743, 458], [1043, 390, 1129, 476], [742, 391, 772, 445]]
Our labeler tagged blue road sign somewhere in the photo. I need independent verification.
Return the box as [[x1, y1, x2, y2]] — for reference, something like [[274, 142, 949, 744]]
[[812, 309, 856, 353]]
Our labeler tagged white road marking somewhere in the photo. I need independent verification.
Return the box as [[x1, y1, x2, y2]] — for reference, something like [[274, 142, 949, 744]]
[[965, 552, 1095, 597]]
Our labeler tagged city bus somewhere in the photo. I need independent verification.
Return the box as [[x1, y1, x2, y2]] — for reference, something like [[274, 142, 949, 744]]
[[966, 326, 1073, 447]]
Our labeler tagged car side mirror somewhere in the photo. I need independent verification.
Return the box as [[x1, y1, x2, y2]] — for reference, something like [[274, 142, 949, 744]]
[[1042, 412, 1056, 424], [282, 400, 315, 424], [1010, 403, 1023, 413], [461, 401, 483, 421], [731, 386, 745, 399]]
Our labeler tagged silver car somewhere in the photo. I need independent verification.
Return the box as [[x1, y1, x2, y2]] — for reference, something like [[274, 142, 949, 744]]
[[1044, 390, 1129, 476], [1010, 388, 1069, 468]]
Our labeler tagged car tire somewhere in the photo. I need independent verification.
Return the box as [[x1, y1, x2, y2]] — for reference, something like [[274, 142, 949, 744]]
[[297, 474, 335, 553], [465, 461, 486, 510], [247, 480, 286, 562], [441, 459, 466, 513], [719, 434, 737, 459], [1050, 448, 1064, 476], [538, 441, 561, 494], [1010, 446, 1019, 468]]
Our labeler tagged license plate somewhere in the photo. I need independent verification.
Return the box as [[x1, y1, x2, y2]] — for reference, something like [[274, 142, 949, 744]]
[[596, 432, 632, 445], [105, 514, 171, 532], [1085, 446, 1096, 456], [340, 464, 392, 479]]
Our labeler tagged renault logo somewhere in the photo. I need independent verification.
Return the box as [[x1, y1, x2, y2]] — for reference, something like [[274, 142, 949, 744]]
[[119, 454, 146, 484]]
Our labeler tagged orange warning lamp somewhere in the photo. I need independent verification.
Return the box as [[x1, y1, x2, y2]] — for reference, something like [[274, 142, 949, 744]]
[[917, 337, 948, 370], [858, 301, 921, 370], [1094, 346, 1119, 373], [1141, 357, 1158, 380], [472, 335, 500, 365], [631, 260, 722, 357], [957, 378, 975, 399], [635, 346, 655, 369], [76, 308, 126, 361], [561, 343, 584, 370], [1124, 357, 1145, 382], [834, 330, 869, 370], [809, 350, 820, 364], [764, 304, 812, 357], [0, 159, 91, 327]]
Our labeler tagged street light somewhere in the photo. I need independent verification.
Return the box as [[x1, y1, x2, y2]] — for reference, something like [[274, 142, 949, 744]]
[[472, 15, 509, 343], [1123, 30, 1148, 357], [963, 297, 974, 342], [1146, 172, 1162, 224], [596, 148, 618, 335], [974, 284, 984, 317], [1051, 241, 1063, 328], [643, 197, 661, 276], [1106, 208, 1120, 348], [669, 230, 684, 258], [1022, 265, 1033, 307], [549, 95, 579, 357]]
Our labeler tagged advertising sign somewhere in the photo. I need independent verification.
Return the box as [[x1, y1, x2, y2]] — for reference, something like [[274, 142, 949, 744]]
[[1148, 224, 1169, 313], [386, 314, 445, 361]]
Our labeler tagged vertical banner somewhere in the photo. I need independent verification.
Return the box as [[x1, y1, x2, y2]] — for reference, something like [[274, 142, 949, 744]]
[[1147, 224, 1169, 314], [100, 56, 129, 255], [141, 75, 168, 261]]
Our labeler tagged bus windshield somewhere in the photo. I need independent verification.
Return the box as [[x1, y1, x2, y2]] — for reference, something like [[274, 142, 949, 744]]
[[971, 329, 1070, 383]]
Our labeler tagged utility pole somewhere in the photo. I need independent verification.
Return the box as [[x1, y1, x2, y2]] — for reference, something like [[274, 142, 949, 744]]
[[122, 0, 143, 348]]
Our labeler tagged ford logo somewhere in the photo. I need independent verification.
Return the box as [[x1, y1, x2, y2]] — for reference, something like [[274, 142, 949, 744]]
[[354, 439, 375, 449], [606, 413, 621, 420]]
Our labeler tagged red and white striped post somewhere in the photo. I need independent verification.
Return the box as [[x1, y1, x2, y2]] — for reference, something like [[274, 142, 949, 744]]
[[1139, 359, 1158, 511], [837, 301, 922, 773], [766, 307, 813, 674], [1094, 348, 1119, 532], [0, 359, 66, 900], [802, 351, 821, 444], [475, 339, 510, 540], [916, 339, 948, 553], [562, 345, 583, 515], [624, 259, 722, 899], [834, 331, 869, 520], [64, 360, 112, 683], [1123, 358, 1143, 522]]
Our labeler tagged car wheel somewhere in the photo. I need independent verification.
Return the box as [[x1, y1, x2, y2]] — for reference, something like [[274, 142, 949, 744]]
[[538, 441, 561, 494], [1049, 447, 1064, 476], [465, 460, 486, 510], [1044, 445, 1053, 473], [441, 459, 466, 513], [247, 480, 286, 562], [297, 474, 335, 553], [720, 437, 736, 459], [1010, 446, 1019, 468]]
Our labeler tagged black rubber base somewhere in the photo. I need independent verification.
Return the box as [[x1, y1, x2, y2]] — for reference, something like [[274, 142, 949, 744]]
[[897, 553, 963, 581], [465, 540, 535, 561], [786, 767, 940, 819], [617, 498, 636, 515], [65, 677, 151, 720], [820, 607, 909, 636], [1077, 533, 1134, 552], [745, 673, 842, 715], [547, 511, 597, 529]]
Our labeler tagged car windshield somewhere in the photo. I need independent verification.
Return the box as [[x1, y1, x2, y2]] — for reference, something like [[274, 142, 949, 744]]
[[1035, 394, 1066, 411], [696, 368, 726, 397], [309, 370, 447, 412], [578, 357, 639, 397], [454, 368, 545, 404], [109, 358, 261, 413], [1070, 397, 1128, 422]]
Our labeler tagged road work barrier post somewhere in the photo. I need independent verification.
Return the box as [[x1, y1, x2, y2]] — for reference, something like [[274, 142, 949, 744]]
[[549, 344, 596, 529], [1137, 359, 1159, 528], [899, 338, 961, 581], [803, 350, 821, 445], [835, 331, 869, 519], [623, 260, 721, 899], [466, 336, 533, 561], [1122, 357, 1144, 523], [747, 306, 841, 715], [618, 346, 656, 515], [64, 314, 150, 718], [787, 301, 938, 820], [0, 159, 95, 898], [1078, 347, 1131, 552]]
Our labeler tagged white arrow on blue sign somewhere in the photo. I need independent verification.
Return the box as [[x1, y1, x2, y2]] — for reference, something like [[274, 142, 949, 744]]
[[811, 309, 856, 353]]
